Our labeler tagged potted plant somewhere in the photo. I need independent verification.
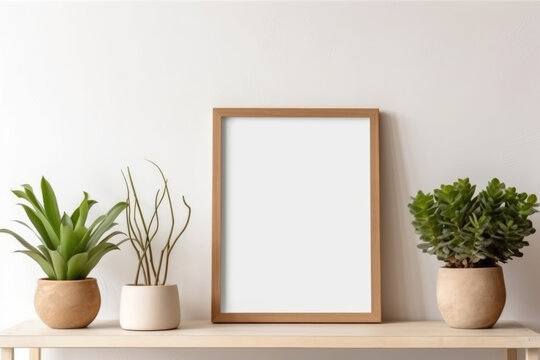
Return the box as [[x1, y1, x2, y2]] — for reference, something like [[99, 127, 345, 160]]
[[0, 177, 126, 328], [409, 178, 538, 329], [119, 161, 191, 331]]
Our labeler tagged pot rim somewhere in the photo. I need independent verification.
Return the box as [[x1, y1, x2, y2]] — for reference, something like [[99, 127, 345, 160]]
[[439, 265, 502, 270], [122, 283, 178, 287], [37, 277, 97, 282]]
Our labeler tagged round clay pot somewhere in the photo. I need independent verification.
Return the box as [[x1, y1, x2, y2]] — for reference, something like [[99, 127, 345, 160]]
[[34, 278, 101, 329], [437, 266, 505, 329], [119, 284, 180, 331]]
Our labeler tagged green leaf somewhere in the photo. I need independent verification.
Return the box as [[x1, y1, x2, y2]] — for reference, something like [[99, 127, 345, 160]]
[[84, 242, 119, 276], [15, 250, 55, 279], [19, 205, 53, 248], [7, 178, 126, 277], [67, 252, 89, 280], [74, 192, 90, 232], [417, 243, 432, 250], [21, 204, 59, 248], [71, 199, 97, 226], [38, 245, 52, 264], [50, 250, 67, 280], [59, 213, 77, 260], [88, 241, 118, 259], [21, 184, 45, 214], [115, 238, 130, 247], [11, 220, 43, 245], [97, 231, 124, 245], [0, 228, 40, 253], [40, 177, 61, 236], [410, 177, 539, 267], [12, 186, 45, 215], [73, 215, 105, 253], [85, 202, 127, 250]]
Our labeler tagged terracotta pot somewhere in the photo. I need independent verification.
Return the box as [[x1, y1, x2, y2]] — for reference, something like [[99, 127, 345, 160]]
[[34, 278, 101, 329], [437, 266, 506, 329], [119, 284, 180, 331]]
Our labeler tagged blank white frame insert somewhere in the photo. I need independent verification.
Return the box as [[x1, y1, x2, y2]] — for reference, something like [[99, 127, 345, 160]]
[[212, 108, 380, 323]]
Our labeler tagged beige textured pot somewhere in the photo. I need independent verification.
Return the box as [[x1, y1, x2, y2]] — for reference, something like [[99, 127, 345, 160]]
[[437, 266, 506, 329], [120, 284, 180, 331], [34, 278, 101, 329]]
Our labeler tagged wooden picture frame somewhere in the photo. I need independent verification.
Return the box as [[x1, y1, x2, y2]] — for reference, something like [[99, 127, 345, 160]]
[[212, 108, 380, 323]]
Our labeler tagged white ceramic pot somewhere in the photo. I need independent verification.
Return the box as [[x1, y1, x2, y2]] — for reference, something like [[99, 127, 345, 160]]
[[437, 266, 506, 329], [119, 284, 180, 331]]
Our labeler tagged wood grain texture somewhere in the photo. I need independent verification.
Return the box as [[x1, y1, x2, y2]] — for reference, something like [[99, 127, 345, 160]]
[[29, 348, 41, 360], [370, 110, 381, 322], [506, 348, 518, 360], [528, 348, 540, 360], [1, 348, 13, 360], [211, 109, 223, 322], [0, 320, 539, 349], [211, 108, 381, 323]]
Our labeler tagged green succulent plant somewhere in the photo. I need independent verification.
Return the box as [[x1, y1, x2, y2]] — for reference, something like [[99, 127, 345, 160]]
[[409, 178, 538, 268], [0, 177, 127, 280]]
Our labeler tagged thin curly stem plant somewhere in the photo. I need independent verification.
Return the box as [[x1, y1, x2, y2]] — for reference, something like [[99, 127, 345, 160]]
[[122, 161, 191, 285]]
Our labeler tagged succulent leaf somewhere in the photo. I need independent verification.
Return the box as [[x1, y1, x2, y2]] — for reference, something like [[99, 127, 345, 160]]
[[409, 178, 538, 268], [15, 250, 55, 279], [0, 178, 126, 280], [40, 177, 61, 235]]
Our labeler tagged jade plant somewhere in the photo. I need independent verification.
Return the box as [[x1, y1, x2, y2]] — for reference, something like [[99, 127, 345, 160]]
[[409, 178, 538, 268], [0, 177, 127, 280], [122, 161, 191, 286]]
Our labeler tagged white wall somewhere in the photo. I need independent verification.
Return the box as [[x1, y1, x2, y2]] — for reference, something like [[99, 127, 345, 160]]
[[0, 1, 539, 359]]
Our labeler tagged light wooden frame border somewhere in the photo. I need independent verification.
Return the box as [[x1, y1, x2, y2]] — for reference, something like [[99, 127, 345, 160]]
[[212, 108, 381, 323]]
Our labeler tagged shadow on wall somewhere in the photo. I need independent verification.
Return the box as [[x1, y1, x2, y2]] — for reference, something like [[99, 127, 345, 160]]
[[379, 112, 540, 324], [379, 111, 426, 321], [503, 225, 540, 331]]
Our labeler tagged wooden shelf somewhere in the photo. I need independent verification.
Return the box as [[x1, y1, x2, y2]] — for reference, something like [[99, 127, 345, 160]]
[[1, 320, 539, 349], [1, 320, 539, 360]]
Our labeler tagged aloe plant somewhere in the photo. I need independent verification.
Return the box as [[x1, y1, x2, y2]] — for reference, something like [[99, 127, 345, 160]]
[[409, 178, 538, 268], [0, 177, 127, 280]]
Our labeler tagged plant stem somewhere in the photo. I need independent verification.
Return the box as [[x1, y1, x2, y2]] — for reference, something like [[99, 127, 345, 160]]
[[123, 161, 192, 286], [122, 171, 145, 285], [127, 168, 157, 283], [162, 196, 191, 285]]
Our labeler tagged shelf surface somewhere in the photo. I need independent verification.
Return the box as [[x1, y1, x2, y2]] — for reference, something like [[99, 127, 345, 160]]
[[1, 320, 539, 349]]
